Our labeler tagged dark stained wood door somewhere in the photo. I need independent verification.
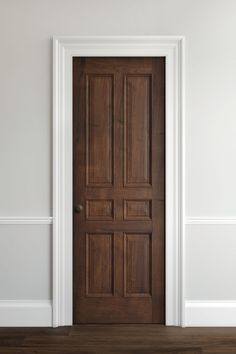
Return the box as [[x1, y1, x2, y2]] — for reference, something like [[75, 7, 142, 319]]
[[73, 57, 165, 323]]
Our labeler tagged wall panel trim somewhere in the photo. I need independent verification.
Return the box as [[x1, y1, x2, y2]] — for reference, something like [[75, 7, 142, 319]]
[[0, 300, 52, 327], [0, 217, 53, 225], [53, 36, 185, 327]]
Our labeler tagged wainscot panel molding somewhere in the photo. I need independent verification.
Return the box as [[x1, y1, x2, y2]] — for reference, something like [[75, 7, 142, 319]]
[[185, 301, 236, 327], [0, 217, 53, 225], [0, 300, 52, 327], [185, 217, 236, 225]]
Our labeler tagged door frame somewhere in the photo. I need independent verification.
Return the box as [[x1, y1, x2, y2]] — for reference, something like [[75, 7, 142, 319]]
[[53, 36, 185, 327]]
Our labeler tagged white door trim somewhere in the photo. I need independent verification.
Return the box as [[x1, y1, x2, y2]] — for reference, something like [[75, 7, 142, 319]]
[[53, 36, 185, 327]]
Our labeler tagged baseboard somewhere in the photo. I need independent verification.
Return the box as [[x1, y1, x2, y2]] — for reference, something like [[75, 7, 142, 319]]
[[3, 299, 236, 327], [185, 301, 236, 326], [0, 300, 52, 327]]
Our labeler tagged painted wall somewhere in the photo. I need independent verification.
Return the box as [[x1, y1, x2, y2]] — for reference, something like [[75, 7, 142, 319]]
[[0, 0, 236, 306]]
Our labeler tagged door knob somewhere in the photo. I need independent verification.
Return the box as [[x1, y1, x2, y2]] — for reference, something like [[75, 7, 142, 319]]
[[75, 204, 83, 213]]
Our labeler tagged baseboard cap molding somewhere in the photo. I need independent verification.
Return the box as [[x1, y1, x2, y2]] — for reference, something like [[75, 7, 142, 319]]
[[0, 300, 52, 327], [185, 301, 236, 326]]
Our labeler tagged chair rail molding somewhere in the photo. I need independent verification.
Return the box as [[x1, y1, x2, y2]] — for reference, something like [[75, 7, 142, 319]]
[[185, 217, 236, 225], [53, 36, 185, 327], [0, 217, 53, 225]]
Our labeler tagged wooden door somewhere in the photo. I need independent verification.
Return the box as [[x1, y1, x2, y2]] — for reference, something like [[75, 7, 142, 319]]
[[73, 57, 165, 323]]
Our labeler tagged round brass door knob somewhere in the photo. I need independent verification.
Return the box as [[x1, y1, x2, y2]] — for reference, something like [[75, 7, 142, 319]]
[[75, 204, 83, 213]]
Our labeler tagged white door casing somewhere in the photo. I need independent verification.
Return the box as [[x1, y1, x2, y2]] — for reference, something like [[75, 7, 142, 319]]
[[53, 36, 185, 327]]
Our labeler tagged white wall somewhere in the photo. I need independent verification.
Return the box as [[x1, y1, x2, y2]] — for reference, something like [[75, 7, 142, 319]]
[[0, 225, 51, 299], [0, 0, 236, 323]]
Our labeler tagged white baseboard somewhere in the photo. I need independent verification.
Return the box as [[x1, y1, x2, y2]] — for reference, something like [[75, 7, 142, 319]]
[[185, 301, 236, 326], [0, 300, 52, 327]]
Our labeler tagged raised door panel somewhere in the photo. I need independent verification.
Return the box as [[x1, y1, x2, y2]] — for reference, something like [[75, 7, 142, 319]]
[[86, 74, 114, 187], [124, 74, 152, 187], [86, 233, 114, 296], [124, 200, 152, 220], [124, 233, 152, 297], [86, 200, 114, 220]]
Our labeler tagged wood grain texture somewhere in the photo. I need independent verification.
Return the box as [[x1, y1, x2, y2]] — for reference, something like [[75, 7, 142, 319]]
[[73, 57, 165, 323], [124, 200, 152, 220], [124, 233, 151, 297], [86, 233, 114, 296], [2, 325, 236, 353], [124, 74, 152, 187], [85, 74, 114, 187], [86, 200, 114, 220]]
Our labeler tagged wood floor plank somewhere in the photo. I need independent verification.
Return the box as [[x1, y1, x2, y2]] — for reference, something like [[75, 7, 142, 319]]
[[0, 325, 235, 353]]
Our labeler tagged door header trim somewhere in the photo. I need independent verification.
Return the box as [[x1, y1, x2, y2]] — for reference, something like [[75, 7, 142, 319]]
[[53, 36, 185, 327]]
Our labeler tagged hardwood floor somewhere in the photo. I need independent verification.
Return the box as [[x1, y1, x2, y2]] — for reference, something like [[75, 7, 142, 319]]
[[0, 325, 236, 353]]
